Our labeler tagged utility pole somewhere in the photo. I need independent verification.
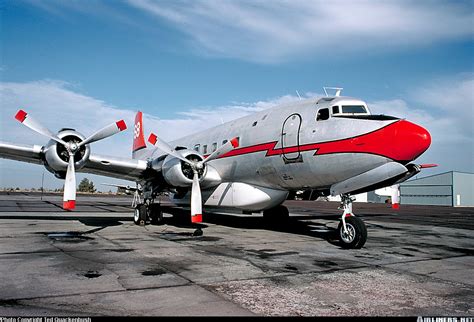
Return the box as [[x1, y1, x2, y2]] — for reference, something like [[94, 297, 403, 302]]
[[40, 171, 44, 201]]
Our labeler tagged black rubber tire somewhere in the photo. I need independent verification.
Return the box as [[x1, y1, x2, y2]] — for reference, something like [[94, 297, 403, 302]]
[[338, 216, 367, 249], [133, 204, 147, 225], [149, 204, 164, 225], [263, 205, 289, 226]]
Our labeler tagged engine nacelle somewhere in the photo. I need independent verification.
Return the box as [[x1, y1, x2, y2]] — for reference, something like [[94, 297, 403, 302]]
[[152, 149, 222, 189], [159, 150, 206, 187], [42, 129, 90, 179]]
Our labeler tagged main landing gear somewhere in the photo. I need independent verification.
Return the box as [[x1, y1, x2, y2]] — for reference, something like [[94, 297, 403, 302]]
[[337, 194, 367, 249], [133, 200, 163, 226]]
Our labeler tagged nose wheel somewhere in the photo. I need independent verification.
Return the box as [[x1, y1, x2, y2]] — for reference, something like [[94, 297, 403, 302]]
[[337, 194, 367, 249]]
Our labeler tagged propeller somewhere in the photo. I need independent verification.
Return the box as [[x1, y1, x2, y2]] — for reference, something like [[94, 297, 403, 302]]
[[148, 134, 239, 223], [14, 109, 127, 210]]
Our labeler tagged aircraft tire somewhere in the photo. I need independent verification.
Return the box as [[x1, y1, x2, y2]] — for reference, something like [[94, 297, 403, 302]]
[[149, 204, 164, 225], [338, 216, 367, 249], [133, 204, 147, 225]]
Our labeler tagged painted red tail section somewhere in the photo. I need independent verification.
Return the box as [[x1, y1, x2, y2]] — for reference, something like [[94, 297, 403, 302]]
[[133, 111, 146, 153]]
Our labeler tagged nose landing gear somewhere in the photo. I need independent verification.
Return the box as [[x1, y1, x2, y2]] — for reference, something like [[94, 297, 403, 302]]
[[337, 194, 367, 249]]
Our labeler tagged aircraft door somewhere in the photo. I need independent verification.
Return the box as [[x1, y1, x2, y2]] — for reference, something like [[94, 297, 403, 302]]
[[281, 113, 302, 163]]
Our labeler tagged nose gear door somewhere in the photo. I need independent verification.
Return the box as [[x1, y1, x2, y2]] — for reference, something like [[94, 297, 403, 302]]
[[281, 113, 302, 163]]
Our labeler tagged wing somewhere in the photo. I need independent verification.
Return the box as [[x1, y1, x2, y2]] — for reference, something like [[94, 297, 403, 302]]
[[80, 154, 148, 182], [0, 141, 148, 182], [0, 141, 44, 165]]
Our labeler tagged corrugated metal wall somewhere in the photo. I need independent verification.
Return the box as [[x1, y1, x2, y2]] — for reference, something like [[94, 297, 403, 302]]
[[400, 172, 473, 207]]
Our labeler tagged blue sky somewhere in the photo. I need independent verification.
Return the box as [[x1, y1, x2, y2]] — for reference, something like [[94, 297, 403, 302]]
[[1, 0, 473, 190]]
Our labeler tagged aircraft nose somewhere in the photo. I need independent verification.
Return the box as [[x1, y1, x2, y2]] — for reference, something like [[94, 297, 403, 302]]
[[395, 120, 431, 162]]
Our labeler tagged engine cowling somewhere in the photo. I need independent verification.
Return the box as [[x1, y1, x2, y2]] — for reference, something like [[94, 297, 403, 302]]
[[42, 129, 90, 179], [159, 150, 206, 187]]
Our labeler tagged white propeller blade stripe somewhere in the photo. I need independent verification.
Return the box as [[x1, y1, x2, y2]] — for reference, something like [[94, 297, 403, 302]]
[[15, 110, 68, 146], [63, 154, 76, 210], [191, 171, 202, 223], [78, 120, 127, 147]]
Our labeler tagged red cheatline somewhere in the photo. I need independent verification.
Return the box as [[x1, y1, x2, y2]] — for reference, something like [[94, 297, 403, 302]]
[[15, 110, 27, 122], [63, 200, 76, 210], [148, 133, 157, 145], [116, 120, 127, 131], [191, 214, 202, 223]]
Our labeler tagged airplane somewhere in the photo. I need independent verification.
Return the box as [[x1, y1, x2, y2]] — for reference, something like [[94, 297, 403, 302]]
[[0, 89, 435, 249]]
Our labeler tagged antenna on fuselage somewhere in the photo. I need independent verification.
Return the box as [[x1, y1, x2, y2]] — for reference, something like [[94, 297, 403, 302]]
[[296, 90, 302, 100], [323, 87, 343, 97]]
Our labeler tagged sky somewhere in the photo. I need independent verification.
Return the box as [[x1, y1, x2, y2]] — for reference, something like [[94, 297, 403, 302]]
[[0, 0, 473, 191]]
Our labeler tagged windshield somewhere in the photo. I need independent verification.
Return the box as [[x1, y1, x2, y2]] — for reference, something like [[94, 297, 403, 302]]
[[341, 105, 367, 114]]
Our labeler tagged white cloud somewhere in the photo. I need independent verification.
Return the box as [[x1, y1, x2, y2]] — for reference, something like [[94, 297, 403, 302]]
[[368, 74, 474, 173], [414, 74, 474, 140], [1, 76, 473, 189], [0, 80, 302, 189], [126, 0, 474, 63]]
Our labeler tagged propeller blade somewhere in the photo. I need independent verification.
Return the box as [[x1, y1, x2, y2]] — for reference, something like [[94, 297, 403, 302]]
[[15, 109, 68, 146], [78, 120, 127, 147], [148, 133, 194, 166], [190, 171, 202, 223], [203, 137, 239, 163], [63, 154, 76, 210]]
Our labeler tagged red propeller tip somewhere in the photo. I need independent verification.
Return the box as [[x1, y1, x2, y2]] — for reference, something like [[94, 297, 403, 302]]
[[116, 120, 127, 131], [191, 214, 202, 223], [63, 200, 76, 210], [148, 133, 157, 145], [15, 110, 27, 122], [392, 203, 400, 209], [230, 137, 239, 148]]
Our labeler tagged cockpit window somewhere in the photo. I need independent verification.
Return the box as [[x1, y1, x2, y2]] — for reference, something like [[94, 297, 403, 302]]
[[341, 105, 367, 114], [316, 108, 329, 121], [332, 106, 339, 114]]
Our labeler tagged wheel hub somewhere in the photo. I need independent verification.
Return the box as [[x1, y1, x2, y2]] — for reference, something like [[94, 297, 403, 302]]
[[340, 223, 356, 243]]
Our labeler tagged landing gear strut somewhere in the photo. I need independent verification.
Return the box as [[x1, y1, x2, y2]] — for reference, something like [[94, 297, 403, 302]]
[[337, 194, 367, 249]]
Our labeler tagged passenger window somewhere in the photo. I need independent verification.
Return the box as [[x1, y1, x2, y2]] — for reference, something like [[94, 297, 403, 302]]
[[316, 108, 329, 121], [203, 145, 208, 154], [212, 142, 217, 152], [222, 139, 228, 145], [193, 144, 200, 152], [332, 106, 339, 114]]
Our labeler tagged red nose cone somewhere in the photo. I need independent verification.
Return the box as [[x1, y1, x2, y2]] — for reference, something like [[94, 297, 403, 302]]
[[395, 120, 431, 161]]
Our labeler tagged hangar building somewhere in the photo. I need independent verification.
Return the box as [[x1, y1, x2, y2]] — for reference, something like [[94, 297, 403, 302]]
[[400, 171, 474, 207]]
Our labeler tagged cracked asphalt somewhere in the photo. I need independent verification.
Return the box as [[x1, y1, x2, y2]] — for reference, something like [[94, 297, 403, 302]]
[[0, 192, 473, 316]]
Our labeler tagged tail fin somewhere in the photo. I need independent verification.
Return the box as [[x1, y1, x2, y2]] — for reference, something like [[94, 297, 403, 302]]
[[132, 111, 147, 159]]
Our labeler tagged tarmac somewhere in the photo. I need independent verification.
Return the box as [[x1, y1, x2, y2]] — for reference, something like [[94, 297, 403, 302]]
[[0, 192, 473, 316]]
